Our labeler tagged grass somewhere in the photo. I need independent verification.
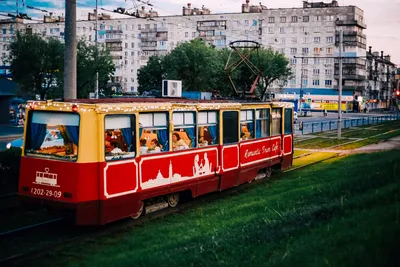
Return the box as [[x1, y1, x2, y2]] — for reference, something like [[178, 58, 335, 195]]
[[292, 152, 338, 168], [296, 138, 352, 149], [334, 129, 400, 150], [293, 149, 310, 157], [27, 151, 400, 267]]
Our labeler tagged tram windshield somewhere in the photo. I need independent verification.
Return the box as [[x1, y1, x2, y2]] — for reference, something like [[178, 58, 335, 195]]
[[25, 111, 80, 161]]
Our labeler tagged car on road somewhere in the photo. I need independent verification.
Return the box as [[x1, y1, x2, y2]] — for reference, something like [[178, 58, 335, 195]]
[[294, 111, 298, 123], [6, 137, 23, 149]]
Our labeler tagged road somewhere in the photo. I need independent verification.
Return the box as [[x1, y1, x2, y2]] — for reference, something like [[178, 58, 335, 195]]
[[0, 125, 24, 151], [297, 111, 388, 123]]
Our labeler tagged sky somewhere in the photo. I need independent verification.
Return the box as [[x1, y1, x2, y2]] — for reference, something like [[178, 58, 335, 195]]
[[1, 0, 399, 64]]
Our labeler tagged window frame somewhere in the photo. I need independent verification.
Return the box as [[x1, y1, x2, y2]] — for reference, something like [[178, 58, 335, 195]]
[[198, 110, 219, 147], [240, 109, 255, 140], [25, 110, 81, 162], [104, 114, 137, 161], [222, 110, 239, 145], [271, 108, 283, 136], [139, 112, 169, 153], [172, 111, 196, 149], [255, 108, 271, 138], [284, 108, 293, 135]]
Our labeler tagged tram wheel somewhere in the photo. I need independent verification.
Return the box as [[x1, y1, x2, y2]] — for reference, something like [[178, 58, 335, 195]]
[[130, 202, 144, 219], [167, 193, 180, 207], [265, 167, 272, 178]]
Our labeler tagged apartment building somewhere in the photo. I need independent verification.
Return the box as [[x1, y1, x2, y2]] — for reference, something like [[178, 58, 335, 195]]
[[0, 0, 372, 99]]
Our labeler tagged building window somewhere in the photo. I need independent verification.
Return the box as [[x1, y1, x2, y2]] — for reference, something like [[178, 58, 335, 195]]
[[279, 27, 285, 34], [290, 37, 297, 43], [314, 15, 321, 21], [280, 17, 286, 23], [313, 69, 320, 75], [131, 42, 134, 48], [314, 58, 320, 65], [268, 17, 275, 23], [314, 27, 321, 33], [290, 78, 296, 85], [312, 80, 320, 86], [289, 58, 297, 64], [185, 32, 188, 37], [290, 48, 297, 55], [325, 80, 332, 86], [325, 69, 332, 75], [326, 47, 333, 54], [284, 108, 293, 135], [302, 79, 308, 86], [314, 37, 320, 43], [302, 47, 309, 55], [302, 58, 308, 65], [192, 32, 196, 37], [291, 16, 298, 23], [314, 47, 321, 55], [301, 69, 308, 76], [268, 27, 274, 34], [326, 36, 333, 43], [302, 37, 308, 43], [256, 109, 270, 138], [198, 111, 218, 146]]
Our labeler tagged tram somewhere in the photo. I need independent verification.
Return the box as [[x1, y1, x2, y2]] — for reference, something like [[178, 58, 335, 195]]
[[18, 98, 294, 225]]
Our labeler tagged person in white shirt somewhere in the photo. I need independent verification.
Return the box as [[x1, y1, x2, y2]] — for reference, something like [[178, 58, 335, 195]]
[[110, 142, 123, 154], [140, 139, 148, 155]]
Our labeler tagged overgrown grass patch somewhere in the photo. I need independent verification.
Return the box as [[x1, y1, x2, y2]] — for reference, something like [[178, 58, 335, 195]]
[[296, 138, 352, 149], [334, 129, 400, 150], [292, 152, 338, 167], [29, 151, 400, 267], [293, 150, 310, 157]]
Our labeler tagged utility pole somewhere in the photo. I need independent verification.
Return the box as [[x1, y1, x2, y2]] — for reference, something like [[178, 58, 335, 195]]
[[64, 0, 77, 99], [299, 57, 304, 115], [338, 29, 343, 139], [94, 0, 99, 99]]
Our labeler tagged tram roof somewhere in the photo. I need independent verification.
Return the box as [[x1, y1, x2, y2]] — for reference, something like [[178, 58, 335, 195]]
[[26, 97, 293, 113]]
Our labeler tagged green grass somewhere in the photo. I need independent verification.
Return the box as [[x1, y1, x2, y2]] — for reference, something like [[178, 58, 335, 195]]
[[334, 129, 400, 150], [29, 151, 400, 267], [296, 138, 352, 149], [292, 152, 338, 167], [293, 150, 310, 157]]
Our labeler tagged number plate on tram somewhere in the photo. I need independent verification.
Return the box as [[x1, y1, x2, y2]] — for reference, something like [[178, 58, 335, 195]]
[[31, 188, 62, 198]]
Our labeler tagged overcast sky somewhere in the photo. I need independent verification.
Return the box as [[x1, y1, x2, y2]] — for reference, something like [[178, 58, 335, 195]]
[[1, 0, 399, 65]]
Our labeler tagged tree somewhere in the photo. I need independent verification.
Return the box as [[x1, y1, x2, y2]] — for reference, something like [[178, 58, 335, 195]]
[[162, 39, 220, 92], [9, 33, 115, 99], [9, 32, 64, 99], [137, 55, 165, 94], [254, 48, 292, 99]]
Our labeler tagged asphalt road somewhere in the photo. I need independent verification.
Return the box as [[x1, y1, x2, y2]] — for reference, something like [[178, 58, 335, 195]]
[[0, 124, 24, 151], [297, 111, 389, 123]]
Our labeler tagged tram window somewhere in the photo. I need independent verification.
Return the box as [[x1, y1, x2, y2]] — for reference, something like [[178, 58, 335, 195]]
[[25, 111, 80, 161], [104, 115, 136, 161], [198, 111, 219, 147], [240, 110, 254, 140], [172, 112, 195, 150], [271, 108, 282, 136], [256, 109, 270, 138], [139, 112, 169, 154], [223, 111, 239, 144], [284, 108, 293, 134]]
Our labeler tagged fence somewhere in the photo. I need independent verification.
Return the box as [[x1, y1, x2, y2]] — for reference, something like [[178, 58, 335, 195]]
[[295, 114, 400, 135]]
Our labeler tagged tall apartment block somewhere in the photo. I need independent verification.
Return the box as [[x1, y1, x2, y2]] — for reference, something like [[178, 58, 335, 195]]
[[0, 0, 396, 107]]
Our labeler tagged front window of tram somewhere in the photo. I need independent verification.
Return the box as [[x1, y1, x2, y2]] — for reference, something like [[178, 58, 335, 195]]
[[25, 111, 80, 161]]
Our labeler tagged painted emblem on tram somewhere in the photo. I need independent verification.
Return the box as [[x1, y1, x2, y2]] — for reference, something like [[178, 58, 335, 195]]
[[33, 167, 60, 187], [141, 152, 214, 189]]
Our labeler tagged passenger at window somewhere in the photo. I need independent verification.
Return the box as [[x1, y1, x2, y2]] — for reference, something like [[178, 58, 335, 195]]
[[240, 133, 248, 141], [149, 138, 161, 153], [110, 142, 123, 154], [172, 133, 189, 151], [140, 138, 148, 155]]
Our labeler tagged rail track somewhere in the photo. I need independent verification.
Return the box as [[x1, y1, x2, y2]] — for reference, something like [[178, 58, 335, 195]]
[[0, 154, 341, 267]]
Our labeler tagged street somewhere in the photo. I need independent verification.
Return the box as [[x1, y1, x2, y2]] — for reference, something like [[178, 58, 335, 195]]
[[0, 125, 24, 151]]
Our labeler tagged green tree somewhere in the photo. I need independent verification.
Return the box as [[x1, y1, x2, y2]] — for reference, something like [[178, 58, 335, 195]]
[[162, 39, 219, 91], [9, 32, 64, 99], [9, 33, 115, 99], [137, 55, 165, 94]]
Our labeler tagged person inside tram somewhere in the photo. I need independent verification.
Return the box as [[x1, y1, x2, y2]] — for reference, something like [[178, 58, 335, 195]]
[[110, 142, 123, 154], [149, 138, 162, 153], [172, 132, 189, 151], [140, 138, 148, 155], [240, 133, 248, 141]]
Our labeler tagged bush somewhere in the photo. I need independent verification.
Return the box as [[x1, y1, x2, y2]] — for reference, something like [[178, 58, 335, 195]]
[[0, 147, 22, 194]]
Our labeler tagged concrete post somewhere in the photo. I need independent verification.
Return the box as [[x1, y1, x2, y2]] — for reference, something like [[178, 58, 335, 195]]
[[63, 0, 77, 99]]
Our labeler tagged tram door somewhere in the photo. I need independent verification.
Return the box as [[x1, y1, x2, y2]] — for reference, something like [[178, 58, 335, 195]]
[[219, 110, 240, 190]]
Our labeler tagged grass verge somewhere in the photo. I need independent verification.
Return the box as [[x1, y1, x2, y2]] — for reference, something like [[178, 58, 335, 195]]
[[334, 129, 400, 150], [27, 151, 400, 267]]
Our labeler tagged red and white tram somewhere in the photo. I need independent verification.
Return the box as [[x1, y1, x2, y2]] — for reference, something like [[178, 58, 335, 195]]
[[18, 98, 294, 225]]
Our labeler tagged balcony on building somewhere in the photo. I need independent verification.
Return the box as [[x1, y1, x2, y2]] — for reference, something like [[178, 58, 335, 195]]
[[141, 41, 157, 51], [196, 20, 226, 31], [335, 31, 366, 49], [335, 19, 367, 29]]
